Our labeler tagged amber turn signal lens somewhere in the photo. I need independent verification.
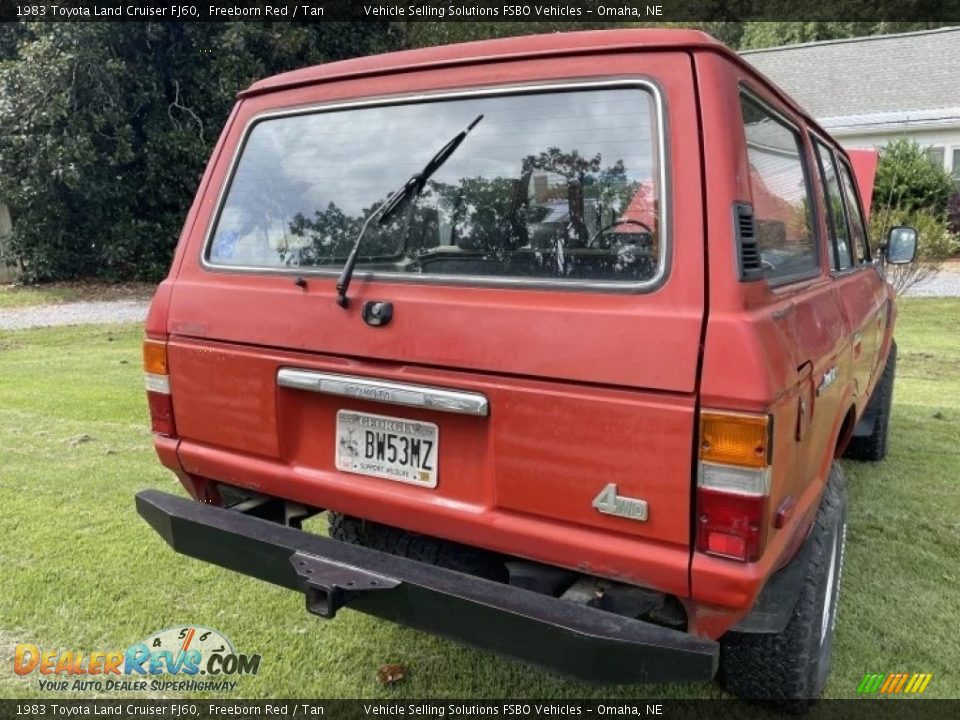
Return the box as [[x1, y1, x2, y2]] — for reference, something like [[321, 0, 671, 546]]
[[143, 339, 169, 375], [699, 411, 771, 468]]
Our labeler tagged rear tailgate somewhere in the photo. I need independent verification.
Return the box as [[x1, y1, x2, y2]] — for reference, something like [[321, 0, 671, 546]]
[[162, 52, 705, 596]]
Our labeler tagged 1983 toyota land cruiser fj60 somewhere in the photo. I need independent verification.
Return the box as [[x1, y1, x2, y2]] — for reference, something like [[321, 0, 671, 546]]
[[136, 30, 918, 704]]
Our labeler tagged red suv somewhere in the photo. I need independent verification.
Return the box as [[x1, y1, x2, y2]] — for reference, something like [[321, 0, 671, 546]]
[[137, 29, 917, 705]]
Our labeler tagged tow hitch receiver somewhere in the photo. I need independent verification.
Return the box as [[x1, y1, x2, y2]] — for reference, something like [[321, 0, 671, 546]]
[[292, 552, 400, 618], [136, 489, 719, 683]]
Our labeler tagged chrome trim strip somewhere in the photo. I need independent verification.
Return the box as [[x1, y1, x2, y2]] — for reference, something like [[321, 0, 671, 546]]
[[199, 78, 669, 294], [277, 369, 489, 417]]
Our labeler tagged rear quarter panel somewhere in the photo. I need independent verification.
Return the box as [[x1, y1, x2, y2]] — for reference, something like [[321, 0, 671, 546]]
[[689, 52, 855, 632]]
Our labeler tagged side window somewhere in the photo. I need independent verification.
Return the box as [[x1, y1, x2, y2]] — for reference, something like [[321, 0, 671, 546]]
[[740, 94, 817, 281], [813, 141, 853, 271], [837, 160, 871, 264]]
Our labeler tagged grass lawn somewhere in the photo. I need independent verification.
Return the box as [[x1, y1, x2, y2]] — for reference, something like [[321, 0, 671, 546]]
[[0, 282, 155, 309], [0, 299, 958, 700]]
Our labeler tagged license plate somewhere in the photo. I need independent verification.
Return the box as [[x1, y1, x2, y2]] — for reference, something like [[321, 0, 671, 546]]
[[335, 410, 439, 488]]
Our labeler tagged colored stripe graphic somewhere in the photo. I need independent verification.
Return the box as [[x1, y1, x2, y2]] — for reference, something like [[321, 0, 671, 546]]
[[858, 672, 932, 694]]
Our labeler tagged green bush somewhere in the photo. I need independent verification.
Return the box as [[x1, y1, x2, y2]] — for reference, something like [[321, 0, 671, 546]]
[[872, 138, 958, 216], [0, 23, 400, 282]]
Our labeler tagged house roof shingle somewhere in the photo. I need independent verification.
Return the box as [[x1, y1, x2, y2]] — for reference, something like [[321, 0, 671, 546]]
[[742, 27, 960, 128]]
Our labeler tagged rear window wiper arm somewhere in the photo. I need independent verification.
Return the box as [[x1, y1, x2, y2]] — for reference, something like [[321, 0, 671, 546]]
[[335, 114, 484, 308]]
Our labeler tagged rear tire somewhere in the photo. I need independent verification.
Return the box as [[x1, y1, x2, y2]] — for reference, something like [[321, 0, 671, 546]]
[[327, 512, 508, 582], [844, 340, 896, 461], [718, 463, 847, 710]]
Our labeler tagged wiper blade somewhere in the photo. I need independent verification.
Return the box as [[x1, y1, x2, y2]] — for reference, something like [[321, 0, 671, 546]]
[[377, 114, 484, 227], [335, 114, 484, 308]]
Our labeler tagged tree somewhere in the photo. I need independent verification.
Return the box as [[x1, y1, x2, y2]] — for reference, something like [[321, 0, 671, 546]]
[[739, 22, 951, 49], [404, 20, 747, 51], [0, 22, 401, 281]]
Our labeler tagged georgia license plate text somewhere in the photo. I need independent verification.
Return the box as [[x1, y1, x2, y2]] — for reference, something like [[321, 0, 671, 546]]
[[335, 410, 438, 487]]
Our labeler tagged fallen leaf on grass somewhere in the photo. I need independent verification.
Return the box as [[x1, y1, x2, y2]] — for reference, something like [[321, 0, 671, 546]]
[[377, 663, 406, 685]]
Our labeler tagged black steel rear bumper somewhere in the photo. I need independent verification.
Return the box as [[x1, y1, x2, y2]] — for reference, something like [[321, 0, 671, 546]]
[[136, 489, 718, 683]]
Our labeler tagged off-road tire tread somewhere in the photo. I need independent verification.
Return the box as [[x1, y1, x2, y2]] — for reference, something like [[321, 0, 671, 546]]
[[844, 340, 897, 462], [327, 512, 507, 581], [718, 464, 847, 711]]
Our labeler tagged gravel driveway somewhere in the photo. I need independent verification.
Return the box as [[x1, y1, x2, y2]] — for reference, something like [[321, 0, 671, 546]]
[[0, 300, 149, 330], [903, 271, 960, 297]]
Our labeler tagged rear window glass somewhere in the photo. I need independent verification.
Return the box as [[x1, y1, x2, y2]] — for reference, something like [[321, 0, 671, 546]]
[[207, 87, 664, 285], [740, 94, 817, 281]]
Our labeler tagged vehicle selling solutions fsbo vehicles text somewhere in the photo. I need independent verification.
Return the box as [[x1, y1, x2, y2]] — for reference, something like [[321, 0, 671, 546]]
[[363, 4, 590, 18]]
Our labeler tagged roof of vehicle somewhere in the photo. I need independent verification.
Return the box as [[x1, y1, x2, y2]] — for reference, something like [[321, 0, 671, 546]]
[[239, 28, 827, 142], [242, 29, 720, 95]]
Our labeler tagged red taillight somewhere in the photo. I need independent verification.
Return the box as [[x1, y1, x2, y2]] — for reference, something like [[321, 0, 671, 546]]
[[144, 339, 176, 437], [147, 390, 176, 436], [696, 411, 772, 562], [696, 487, 767, 561]]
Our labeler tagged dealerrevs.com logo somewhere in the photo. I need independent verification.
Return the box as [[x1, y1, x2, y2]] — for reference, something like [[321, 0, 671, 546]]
[[13, 626, 261, 692]]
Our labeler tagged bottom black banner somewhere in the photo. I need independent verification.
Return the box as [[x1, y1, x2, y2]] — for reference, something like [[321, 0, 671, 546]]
[[3, 699, 959, 720]]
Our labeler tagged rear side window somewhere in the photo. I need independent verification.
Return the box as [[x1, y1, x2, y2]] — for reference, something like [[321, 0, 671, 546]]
[[740, 94, 817, 281], [837, 160, 871, 264], [207, 86, 664, 286], [813, 141, 854, 271]]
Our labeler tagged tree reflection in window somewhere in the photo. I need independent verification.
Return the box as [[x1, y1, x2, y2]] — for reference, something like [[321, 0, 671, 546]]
[[210, 87, 662, 283]]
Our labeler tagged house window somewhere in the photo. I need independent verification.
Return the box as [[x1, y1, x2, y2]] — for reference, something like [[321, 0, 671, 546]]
[[952, 148, 960, 178], [925, 145, 946, 169]]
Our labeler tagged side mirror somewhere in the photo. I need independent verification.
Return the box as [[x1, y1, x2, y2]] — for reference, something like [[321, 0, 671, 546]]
[[885, 226, 918, 264]]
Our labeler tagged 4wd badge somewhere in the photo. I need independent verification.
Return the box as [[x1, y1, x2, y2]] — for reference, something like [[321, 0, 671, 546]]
[[591, 483, 649, 522]]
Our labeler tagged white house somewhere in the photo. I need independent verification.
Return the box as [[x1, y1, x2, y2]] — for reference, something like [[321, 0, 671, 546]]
[[743, 27, 960, 178]]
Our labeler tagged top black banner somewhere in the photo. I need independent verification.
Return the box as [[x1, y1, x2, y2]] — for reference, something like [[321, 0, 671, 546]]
[[1, 0, 959, 22]]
